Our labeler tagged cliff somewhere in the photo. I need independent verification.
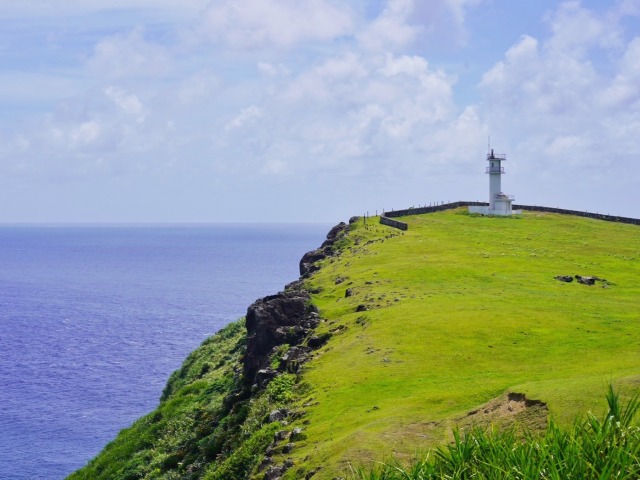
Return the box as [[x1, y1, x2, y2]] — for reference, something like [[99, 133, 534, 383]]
[[70, 207, 640, 479]]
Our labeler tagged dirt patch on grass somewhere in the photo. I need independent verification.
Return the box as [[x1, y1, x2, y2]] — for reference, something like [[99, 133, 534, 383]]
[[458, 392, 548, 434]]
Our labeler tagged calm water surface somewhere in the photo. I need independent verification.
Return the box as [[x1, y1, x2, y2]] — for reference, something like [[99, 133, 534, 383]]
[[0, 224, 329, 479]]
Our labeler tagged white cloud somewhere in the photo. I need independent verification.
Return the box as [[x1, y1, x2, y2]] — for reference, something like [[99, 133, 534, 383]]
[[257, 62, 290, 77], [174, 73, 221, 106], [358, 0, 421, 51], [225, 106, 263, 131], [478, 0, 640, 212], [4, 0, 640, 221], [208, 49, 479, 179], [88, 28, 172, 79], [616, 0, 640, 16], [105, 87, 146, 122], [197, 0, 355, 49], [0, 1, 209, 18], [545, 1, 622, 56], [599, 37, 640, 108], [358, 0, 483, 52]]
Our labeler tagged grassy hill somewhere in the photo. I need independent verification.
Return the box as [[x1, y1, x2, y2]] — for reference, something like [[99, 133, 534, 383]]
[[70, 208, 640, 479], [283, 208, 640, 478]]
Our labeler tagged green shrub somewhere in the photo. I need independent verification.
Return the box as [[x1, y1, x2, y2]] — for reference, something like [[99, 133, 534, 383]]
[[266, 374, 296, 404], [204, 423, 279, 480]]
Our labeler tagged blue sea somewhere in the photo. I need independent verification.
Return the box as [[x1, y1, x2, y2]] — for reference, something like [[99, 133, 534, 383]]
[[0, 224, 329, 480]]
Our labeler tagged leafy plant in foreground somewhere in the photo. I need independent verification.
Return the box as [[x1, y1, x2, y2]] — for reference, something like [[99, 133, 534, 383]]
[[353, 386, 640, 479]]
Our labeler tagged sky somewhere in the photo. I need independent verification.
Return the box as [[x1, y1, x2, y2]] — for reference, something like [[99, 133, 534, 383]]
[[0, 0, 639, 223]]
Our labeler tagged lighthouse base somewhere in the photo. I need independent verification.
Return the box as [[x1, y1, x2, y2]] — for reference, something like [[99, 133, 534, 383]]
[[468, 206, 523, 216]]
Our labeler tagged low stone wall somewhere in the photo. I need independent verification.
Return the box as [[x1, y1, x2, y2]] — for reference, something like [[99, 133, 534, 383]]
[[513, 205, 640, 226], [383, 201, 487, 218], [380, 216, 408, 231], [381, 201, 640, 226]]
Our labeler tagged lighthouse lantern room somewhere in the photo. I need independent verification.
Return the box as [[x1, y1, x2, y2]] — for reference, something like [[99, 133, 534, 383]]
[[469, 148, 522, 216]]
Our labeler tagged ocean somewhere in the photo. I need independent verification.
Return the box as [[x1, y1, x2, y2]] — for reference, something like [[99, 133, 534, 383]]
[[0, 224, 329, 480]]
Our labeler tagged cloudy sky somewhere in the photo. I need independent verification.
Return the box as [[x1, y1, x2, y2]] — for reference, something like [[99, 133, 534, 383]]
[[1, 0, 639, 222]]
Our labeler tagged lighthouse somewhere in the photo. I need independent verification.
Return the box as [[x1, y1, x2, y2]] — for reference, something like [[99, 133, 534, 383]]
[[469, 148, 521, 215]]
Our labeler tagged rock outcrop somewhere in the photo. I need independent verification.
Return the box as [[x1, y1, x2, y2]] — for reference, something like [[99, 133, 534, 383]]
[[244, 284, 320, 387], [241, 220, 354, 478], [299, 221, 350, 277]]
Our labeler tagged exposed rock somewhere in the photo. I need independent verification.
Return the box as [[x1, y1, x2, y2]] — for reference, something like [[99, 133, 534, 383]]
[[269, 409, 290, 423], [242, 221, 353, 472], [244, 287, 320, 386], [349, 216, 360, 224], [299, 250, 326, 277], [575, 275, 596, 285], [258, 456, 273, 471], [264, 465, 286, 480], [299, 221, 348, 277], [554, 275, 573, 283], [307, 333, 331, 349], [356, 304, 368, 312], [280, 346, 312, 373], [345, 288, 353, 297], [324, 222, 347, 244], [305, 467, 321, 479], [255, 368, 278, 388]]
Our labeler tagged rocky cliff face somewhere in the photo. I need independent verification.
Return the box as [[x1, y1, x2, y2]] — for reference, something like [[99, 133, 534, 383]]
[[70, 219, 356, 480], [243, 219, 353, 390], [244, 285, 319, 387], [299, 219, 353, 277]]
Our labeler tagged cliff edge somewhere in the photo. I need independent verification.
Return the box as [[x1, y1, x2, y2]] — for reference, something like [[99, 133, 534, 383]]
[[69, 208, 640, 479]]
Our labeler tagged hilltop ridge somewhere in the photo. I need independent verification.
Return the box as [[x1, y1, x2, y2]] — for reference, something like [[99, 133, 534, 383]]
[[70, 207, 640, 479]]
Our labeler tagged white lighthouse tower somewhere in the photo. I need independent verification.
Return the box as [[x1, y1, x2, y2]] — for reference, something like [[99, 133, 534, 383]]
[[469, 147, 521, 215]]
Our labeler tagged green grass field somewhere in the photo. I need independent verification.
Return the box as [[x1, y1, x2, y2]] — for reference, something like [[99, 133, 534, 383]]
[[280, 208, 640, 478]]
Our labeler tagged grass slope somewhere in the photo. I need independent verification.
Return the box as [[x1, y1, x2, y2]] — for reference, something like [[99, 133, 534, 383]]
[[284, 209, 640, 478], [68, 320, 254, 480]]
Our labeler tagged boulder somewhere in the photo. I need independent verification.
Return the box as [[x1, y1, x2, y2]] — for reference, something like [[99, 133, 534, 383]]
[[264, 465, 286, 480], [575, 275, 596, 285], [269, 409, 290, 423], [554, 275, 573, 283], [255, 369, 278, 388], [307, 333, 331, 349], [280, 346, 312, 373], [299, 250, 326, 277]]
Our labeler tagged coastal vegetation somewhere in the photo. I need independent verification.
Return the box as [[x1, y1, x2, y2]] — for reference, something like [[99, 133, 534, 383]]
[[353, 386, 640, 479], [70, 208, 640, 479]]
